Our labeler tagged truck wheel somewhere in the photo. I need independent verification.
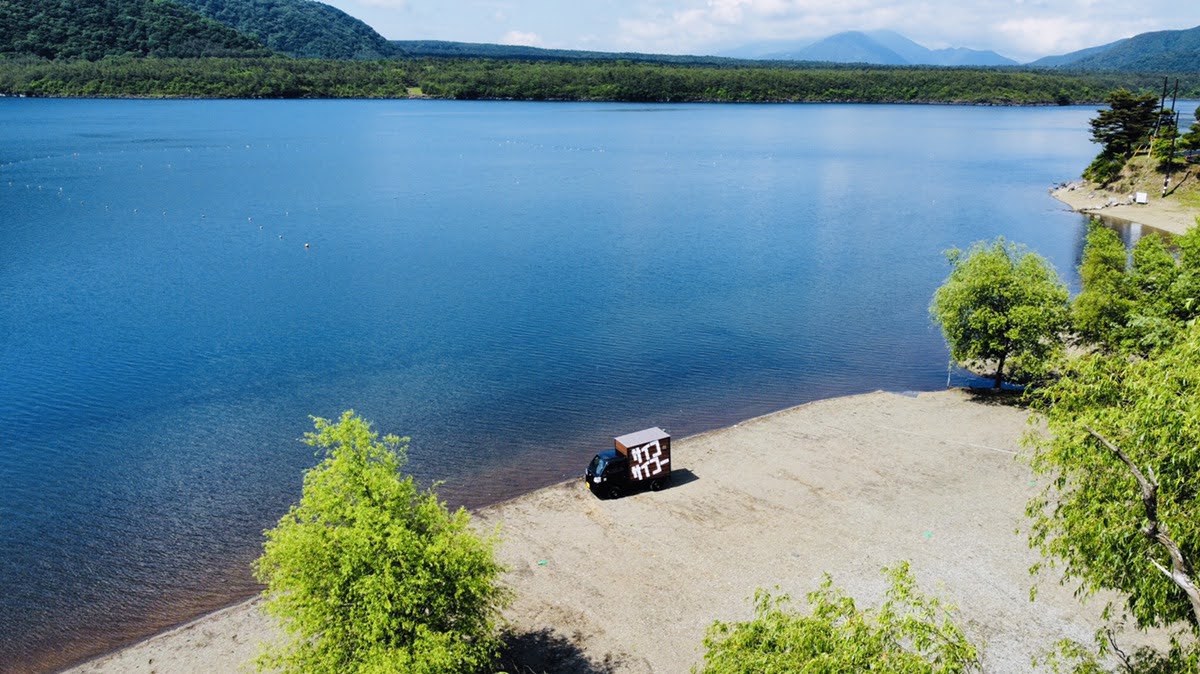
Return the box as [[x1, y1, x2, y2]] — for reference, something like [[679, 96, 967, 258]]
[[651, 479, 665, 492], [608, 486, 621, 499]]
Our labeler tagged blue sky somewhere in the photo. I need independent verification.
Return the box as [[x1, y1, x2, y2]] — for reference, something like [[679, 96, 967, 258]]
[[319, 0, 1200, 63]]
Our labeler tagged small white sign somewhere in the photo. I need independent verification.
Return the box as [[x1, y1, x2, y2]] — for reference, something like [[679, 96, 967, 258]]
[[1136, 192, 1148, 204]]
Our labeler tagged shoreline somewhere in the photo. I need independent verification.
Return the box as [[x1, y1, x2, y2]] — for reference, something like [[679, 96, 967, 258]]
[[1051, 181, 1198, 235], [63, 388, 1161, 674], [52, 388, 926, 673]]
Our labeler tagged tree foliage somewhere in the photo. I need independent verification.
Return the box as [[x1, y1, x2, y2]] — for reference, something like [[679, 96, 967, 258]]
[[695, 562, 981, 674], [1026, 325, 1200, 671], [1060, 24, 1200, 73], [0, 54, 1197, 101], [1071, 224, 1135, 349], [1037, 632, 1197, 674], [1017, 222, 1200, 673], [1181, 107, 1200, 151], [254, 411, 508, 674], [1084, 89, 1160, 184], [1150, 109, 1183, 169], [1071, 225, 1200, 355], [175, 0, 396, 60], [1089, 88, 1160, 158], [0, 0, 269, 60], [930, 238, 1069, 388]]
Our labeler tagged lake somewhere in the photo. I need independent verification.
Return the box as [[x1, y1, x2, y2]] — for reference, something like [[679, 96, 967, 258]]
[[0, 99, 1143, 671]]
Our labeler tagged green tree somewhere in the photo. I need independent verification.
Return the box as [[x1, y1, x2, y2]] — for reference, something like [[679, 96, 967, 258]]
[[695, 562, 981, 674], [1125, 234, 1182, 350], [1169, 223, 1200, 322], [1026, 326, 1200, 673], [1151, 110, 1183, 169], [1072, 223, 1134, 350], [1084, 89, 1160, 184], [1180, 107, 1200, 151], [1068, 226, 1200, 356], [930, 238, 1070, 389], [254, 411, 509, 674], [1090, 89, 1161, 158]]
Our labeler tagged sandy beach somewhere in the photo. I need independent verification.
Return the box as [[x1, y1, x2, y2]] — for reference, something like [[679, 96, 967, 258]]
[[63, 388, 1160, 674], [1052, 182, 1198, 234]]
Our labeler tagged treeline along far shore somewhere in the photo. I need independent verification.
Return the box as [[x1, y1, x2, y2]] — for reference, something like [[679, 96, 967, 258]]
[[2, 56, 1199, 102]]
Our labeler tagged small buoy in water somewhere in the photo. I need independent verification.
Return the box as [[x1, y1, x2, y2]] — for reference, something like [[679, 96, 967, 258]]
[[304, 243, 310, 249], [278, 235, 283, 239]]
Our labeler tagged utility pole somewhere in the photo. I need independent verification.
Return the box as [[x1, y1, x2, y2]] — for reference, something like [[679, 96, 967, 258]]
[[1150, 76, 1169, 152], [1162, 79, 1180, 197], [1171, 78, 1179, 121], [1164, 109, 1181, 198]]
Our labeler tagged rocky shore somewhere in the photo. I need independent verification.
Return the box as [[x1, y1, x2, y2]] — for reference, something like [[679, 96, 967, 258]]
[[1052, 180, 1198, 234]]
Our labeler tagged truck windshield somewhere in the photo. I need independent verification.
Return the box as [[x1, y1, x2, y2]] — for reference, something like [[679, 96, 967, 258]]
[[588, 455, 605, 474]]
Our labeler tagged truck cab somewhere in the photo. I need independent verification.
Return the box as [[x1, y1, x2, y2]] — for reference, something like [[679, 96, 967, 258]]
[[586, 449, 630, 499], [585, 427, 671, 499]]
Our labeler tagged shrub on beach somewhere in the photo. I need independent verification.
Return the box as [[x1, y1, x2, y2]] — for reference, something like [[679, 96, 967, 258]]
[[1082, 154, 1127, 185], [695, 562, 981, 673], [930, 238, 1069, 389], [254, 411, 509, 674]]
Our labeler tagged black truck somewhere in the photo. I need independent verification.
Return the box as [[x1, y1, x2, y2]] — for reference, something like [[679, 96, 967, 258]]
[[585, 427, 672, 499]]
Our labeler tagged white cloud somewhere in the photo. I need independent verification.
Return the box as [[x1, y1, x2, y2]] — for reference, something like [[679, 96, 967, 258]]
[[500, 30, 543, 47], [317, 0, 1200, 62], [613, 0, 1200, 62], [355, 0, 408, 8], [616, 0, 923, 54]]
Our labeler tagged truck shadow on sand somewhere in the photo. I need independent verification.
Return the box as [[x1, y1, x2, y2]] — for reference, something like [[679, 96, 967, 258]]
[[665, 468, 699, 488], [499, 627, 624, 674]]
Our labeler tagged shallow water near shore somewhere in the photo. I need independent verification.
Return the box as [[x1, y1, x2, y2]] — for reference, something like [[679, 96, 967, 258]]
[[0, 99, 1174, 671]]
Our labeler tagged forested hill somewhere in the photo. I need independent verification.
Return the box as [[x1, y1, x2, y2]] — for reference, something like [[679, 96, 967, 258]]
[[1068, 25, 1200, 71], [0, 0, 270, 60], [175, 0, 394, 60], [1034, 25, 1200, 71], [3, 57, 1198, 102]]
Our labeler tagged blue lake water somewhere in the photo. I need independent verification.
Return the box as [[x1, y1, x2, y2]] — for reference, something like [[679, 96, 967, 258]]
[[0, 99, 1161, 671]]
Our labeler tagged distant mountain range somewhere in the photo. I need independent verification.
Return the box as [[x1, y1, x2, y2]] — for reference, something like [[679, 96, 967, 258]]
[[721, 25, 1200, 71], [3, 0, 1200, 74], [721, 31, 1016, 66]]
